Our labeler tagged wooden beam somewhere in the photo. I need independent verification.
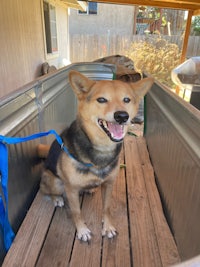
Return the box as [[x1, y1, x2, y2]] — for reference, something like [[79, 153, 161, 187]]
[[175, 10, 193, 94], [91, 0, 200, 11], [193, 9, 200, 16], [153, 0, 200, 6]]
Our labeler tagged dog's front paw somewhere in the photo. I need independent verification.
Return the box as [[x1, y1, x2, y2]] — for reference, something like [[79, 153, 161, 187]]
[[77, 225, 92, 242], [53, 196, 64, 207], [102, 221, 117, 239]]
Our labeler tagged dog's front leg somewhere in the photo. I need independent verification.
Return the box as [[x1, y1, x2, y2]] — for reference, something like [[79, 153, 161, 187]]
[[101, 180, 117, 238], [65, 186, 92, 242]]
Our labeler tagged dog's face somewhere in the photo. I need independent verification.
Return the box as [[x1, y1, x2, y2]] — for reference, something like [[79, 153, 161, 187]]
[[69, 70, 154, 144]]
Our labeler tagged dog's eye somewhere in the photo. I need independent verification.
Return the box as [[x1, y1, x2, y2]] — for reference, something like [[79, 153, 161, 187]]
[[97, 97, 108, 103], [123, 97, 131, 103]]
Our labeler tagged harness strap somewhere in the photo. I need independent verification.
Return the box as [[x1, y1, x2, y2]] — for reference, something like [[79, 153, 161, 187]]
[[0, 129, 92, 251]]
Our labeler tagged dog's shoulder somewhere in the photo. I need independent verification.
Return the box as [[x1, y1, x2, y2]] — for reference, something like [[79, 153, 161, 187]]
[[44, 139, 62, 176], [44, 127, 70, 175], [62, 120, 92, 159]]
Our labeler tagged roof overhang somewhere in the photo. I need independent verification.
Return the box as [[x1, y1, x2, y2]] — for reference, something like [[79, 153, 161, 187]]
[[88, 0, 200, 15], [60, 0, 88, 11]]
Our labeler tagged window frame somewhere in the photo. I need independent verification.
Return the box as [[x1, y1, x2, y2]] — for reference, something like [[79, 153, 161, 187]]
[[78, 2, 98, 15], [42, 0, 59, 58]]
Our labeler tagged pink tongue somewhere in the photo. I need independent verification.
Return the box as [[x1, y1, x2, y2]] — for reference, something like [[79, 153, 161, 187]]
[[107, 122, 124, 139]]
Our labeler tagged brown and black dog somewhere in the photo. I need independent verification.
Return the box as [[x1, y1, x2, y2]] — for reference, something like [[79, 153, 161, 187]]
[[40, 70, 154, 242]]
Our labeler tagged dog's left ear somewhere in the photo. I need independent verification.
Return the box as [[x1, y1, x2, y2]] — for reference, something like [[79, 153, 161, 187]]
[[69, 70, 95, 98], [131, 77, 154, 99]]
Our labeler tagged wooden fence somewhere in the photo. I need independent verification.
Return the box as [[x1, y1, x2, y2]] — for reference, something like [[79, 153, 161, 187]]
[[69, 34, 200, 62]]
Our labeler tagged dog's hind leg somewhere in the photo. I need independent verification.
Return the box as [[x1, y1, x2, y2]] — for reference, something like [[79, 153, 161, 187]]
[[40, 169, 65, 207]]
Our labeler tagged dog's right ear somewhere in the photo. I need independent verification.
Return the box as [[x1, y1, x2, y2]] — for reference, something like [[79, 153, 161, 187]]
[[69, 70, 95, 98]]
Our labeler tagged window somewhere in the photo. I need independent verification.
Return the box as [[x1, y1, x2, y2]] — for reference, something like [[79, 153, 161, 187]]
[[78, 2, 98, 15], [43, 1, 58, 54]]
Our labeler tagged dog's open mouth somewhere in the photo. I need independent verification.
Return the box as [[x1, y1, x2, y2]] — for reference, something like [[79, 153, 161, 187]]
[[98, 119, 125, 142]]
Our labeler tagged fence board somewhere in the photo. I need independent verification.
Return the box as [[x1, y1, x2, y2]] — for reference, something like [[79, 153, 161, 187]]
[[70, 34, 200, 62]]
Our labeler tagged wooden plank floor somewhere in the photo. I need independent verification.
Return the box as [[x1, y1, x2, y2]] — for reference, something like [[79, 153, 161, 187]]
[[3, 136, 180, 267]]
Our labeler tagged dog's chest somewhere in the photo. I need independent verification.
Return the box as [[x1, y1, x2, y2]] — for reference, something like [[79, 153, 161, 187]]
[[81, 177, 103, 191], [64, 167, 106, 191], [75, 152, 119, 180], [65, 158, 119, 190]]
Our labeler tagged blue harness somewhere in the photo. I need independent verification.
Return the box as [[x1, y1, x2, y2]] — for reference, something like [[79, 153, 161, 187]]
[[0, 129, 92, 251]]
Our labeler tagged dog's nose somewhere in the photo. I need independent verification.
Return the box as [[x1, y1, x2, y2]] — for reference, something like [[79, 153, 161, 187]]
[[114, 111, 129, 124]]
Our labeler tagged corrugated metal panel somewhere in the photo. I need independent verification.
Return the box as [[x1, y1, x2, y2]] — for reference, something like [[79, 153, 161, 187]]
[[145, 81, 200, 260], [0, 63, 115, 263]]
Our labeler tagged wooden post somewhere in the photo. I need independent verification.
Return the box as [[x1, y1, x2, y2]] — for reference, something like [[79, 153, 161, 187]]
[[176, 10, 193, 94], [180, 10, 193, 63], [133, 6, 139, 34]]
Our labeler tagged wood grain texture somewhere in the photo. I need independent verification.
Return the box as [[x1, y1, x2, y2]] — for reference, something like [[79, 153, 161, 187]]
[[69, 189, 103, 267], [136, 137, 181, 266], [102, 149, 131, 267], [2, 136, 181, 267], [2, 192, 55, 267], [36, 207, 76, 267], [124, 136, 162, 267]]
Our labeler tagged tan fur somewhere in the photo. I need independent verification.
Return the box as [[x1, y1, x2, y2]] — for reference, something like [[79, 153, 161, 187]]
[[37, 144, 50, 158], [40, 70, 154, 241]]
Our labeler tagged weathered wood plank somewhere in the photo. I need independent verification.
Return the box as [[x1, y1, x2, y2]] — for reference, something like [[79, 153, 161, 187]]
[[2, 192, 55, 267], [124, 136, 162, 267], [102, 148, 131, 267], [36, 206, 76, 267], [2, 136, 181, 267], [69, 189, 103, 267], [136, 137, 180, 266]]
